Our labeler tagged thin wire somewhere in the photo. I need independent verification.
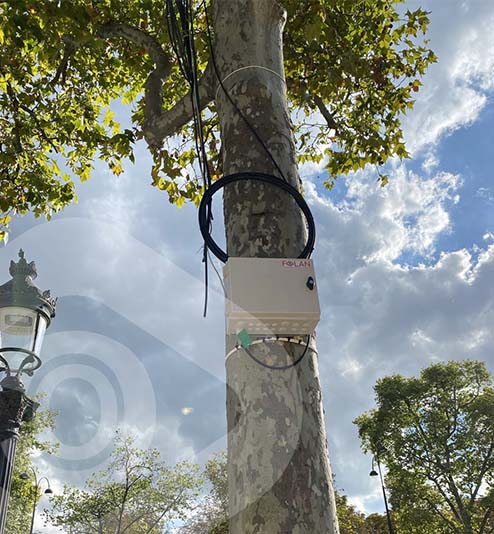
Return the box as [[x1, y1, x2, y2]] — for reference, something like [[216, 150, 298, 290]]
[[215, 65, 286, 101], [167, 0, 214, 316], [185, 0, 214, 316], [188, 9, 214, 312], [207, 249, 227, 296]]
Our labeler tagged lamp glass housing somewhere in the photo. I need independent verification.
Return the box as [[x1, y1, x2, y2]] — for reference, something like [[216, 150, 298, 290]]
[[0, 306, 47, 372]]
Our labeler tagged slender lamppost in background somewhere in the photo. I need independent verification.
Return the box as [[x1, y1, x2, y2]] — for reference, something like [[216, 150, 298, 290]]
[[20, 467, 53, 534], [0, 250, 56, 534], [370, 451, 395, 534]]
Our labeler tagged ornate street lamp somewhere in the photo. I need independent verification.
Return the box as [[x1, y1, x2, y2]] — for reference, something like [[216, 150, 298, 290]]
[[0, 250, 56, 534], [20, 468, 53, 534], [370, 452, 395, 534]]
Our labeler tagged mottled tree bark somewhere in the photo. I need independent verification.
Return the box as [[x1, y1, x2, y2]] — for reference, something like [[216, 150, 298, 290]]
[[212, 1, 340, 532]]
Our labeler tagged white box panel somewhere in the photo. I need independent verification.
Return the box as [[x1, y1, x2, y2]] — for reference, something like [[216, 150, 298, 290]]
[[223, 257, 321, 335]]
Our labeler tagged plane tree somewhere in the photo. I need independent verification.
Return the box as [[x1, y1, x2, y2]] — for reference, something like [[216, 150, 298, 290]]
[[0, 1, 435, 532], [0, 0, 434, 233], [355, 360, 494, 534]]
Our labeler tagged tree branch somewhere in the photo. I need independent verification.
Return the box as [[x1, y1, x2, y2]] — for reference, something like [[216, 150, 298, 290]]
[[423, 496, 457, 533], [59, 21, 215, 150], [18, 103, 58, 152], [95, 22, 173, 144], [401, 399, 466, 524], [142, 59, 216, 148], [51, 36, 79, 86], [471, 440, 494, 505], [427, 474, 462, 523], [312, 93, 339, 132], [480, 498, 494, 534], [143, 490, 187, 534], [95, 21, 216, 148], [6, 83, 22, 153]]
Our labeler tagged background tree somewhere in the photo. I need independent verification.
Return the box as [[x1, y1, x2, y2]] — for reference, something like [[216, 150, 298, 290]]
[[355, 360, 494, 534], [334, 493, 366, 534], [46, 432, 202, 534], [330, 494, 388, 534], [0, 1, 435, 532], [180, 452, 228, 534], [363, 514, 388, 534], [6, 403, 58, 534]]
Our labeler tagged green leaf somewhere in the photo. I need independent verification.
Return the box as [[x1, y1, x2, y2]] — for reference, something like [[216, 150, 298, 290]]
[[0, 0, 435, 217], [354, 360, 494, 533]]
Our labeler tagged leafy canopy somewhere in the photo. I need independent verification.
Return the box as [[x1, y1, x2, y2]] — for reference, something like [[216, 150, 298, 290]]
[[0, 0, 436, 239], [355, 360, 494, 534], [46, 431, 202, 534]]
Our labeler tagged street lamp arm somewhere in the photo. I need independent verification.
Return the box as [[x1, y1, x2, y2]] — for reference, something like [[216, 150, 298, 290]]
[[37, 476, 51, 489], [25, 470, 52, 534], [28, 465, 37, 481]]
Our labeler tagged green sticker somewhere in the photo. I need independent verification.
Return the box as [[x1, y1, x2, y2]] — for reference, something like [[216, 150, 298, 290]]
[[238, 329, 252, 348]]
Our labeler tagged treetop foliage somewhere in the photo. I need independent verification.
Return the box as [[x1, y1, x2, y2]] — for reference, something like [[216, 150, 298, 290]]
[[355, 360, 494, 534], [46, 431, 202, 534], [0, 0, 436, 240]]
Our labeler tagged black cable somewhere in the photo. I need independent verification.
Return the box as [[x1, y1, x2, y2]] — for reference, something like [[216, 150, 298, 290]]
[[166, 0, 190, 81], [166, 0, 213, 316], [202, 3, 288, 183], [166, 2, 316, 317], [198, 172, 316, 263], [167, 0, 210, 187], [182, 0, 213, 315], [241, 335, 311, 370]]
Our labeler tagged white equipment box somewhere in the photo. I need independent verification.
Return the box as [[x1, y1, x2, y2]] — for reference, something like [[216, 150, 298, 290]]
[[223, 257, 321, 335]]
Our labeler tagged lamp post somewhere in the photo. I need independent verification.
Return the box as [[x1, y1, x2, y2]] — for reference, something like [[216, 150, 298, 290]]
[[0, 250, 56, 534], [370, 453, 395, 534], [20, 467, 53, 534]]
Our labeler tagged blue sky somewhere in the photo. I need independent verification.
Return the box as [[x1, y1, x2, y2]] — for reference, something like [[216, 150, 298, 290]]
[[390, 104, 494, 266], [1, 0, 494, 530], [433, 105, 494, 253]]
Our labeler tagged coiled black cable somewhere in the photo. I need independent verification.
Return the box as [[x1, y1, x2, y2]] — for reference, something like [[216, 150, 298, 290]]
[[198, 172, 316, 263]]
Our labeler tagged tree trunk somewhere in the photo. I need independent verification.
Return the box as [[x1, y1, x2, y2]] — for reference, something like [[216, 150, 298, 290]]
[[212, 1, 339, 532]]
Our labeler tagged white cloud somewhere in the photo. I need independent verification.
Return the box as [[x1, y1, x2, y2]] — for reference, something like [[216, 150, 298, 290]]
[[306, 164, 460, 266], [307, 162, 494, 507], [402, 0, 494, 154], [477, 187, 494, 202]]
